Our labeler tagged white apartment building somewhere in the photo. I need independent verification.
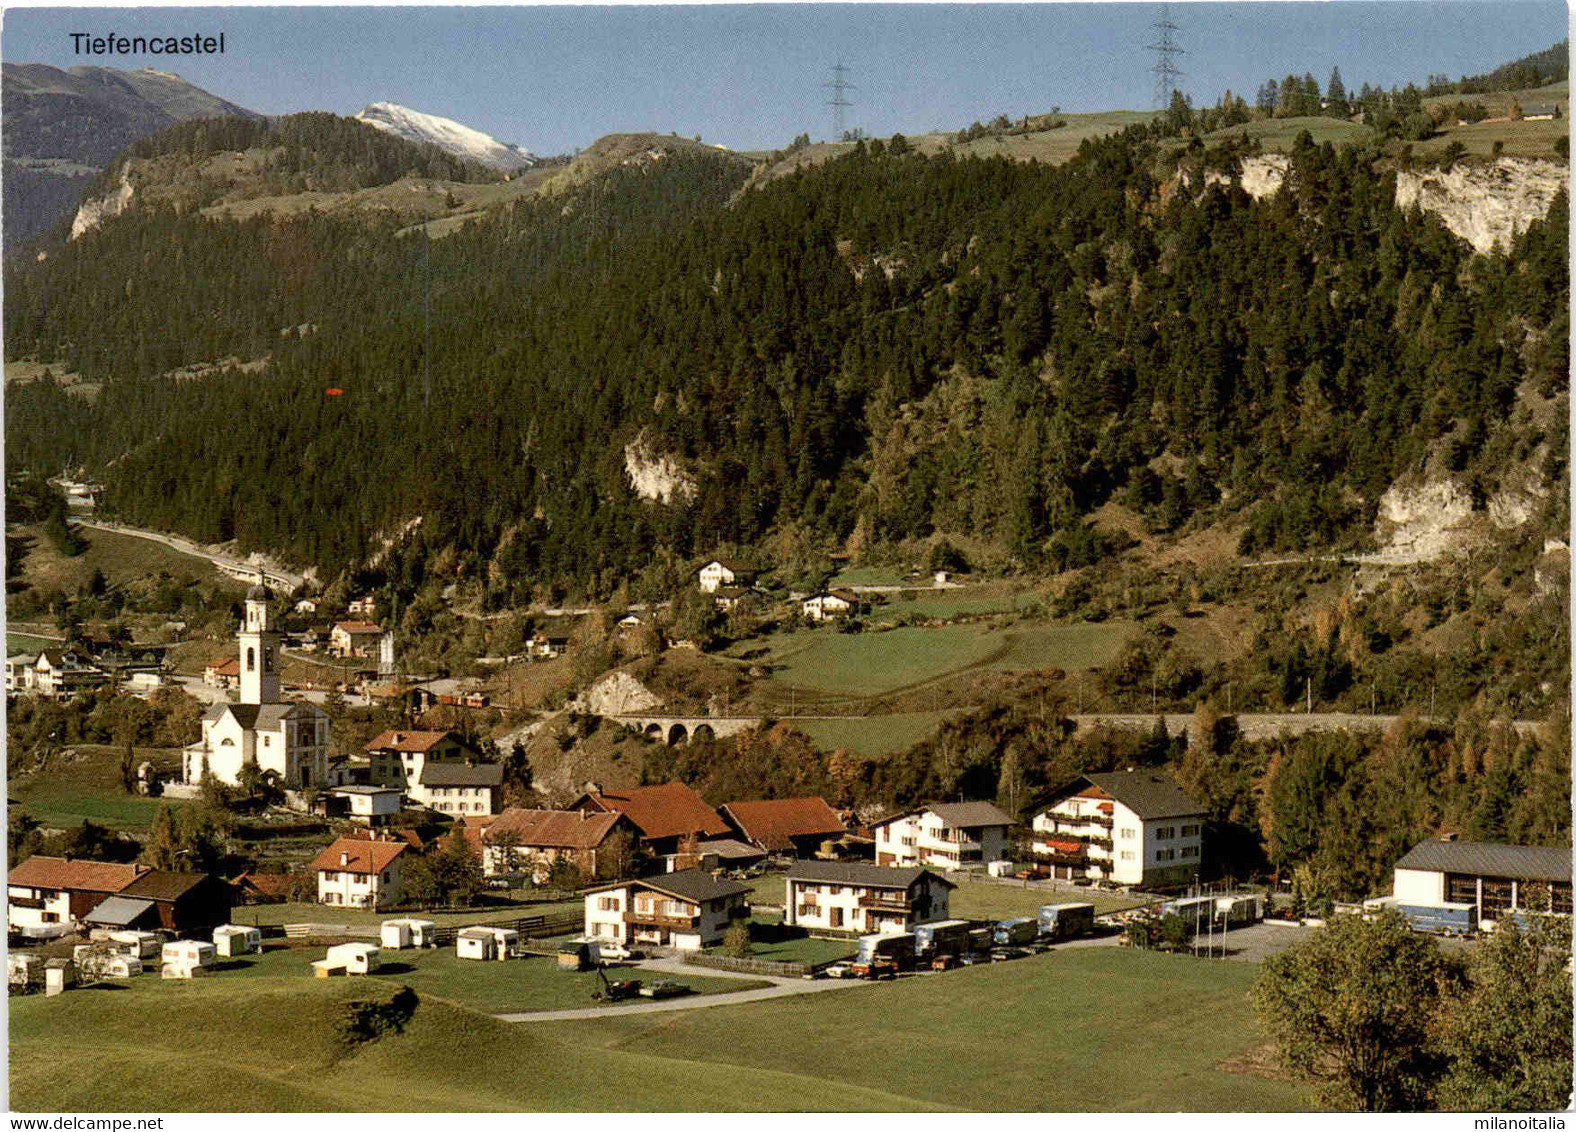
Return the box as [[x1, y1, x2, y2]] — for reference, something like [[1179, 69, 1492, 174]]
[[1030, 770, 1206, 888], [312, 837, 409, 910], [782, 862, 955, 935], [872, 801, 1013, 869]]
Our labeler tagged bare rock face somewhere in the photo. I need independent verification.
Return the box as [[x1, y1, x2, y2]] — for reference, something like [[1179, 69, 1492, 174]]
[[1369, 479, 1475, 563], [623, 433, 696, 505], [569, 671, 663, 716], [70, 167, 134, 239], [1203, 154, 1289, 200], [1394, 158, 1568, 254]]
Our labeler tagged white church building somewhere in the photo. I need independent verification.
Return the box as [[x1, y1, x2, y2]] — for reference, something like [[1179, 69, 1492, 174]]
[[182, 584, 330, 790]]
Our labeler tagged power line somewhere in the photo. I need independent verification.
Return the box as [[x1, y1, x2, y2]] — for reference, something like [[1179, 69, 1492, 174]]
[[824, 61, 856, 140], [1147, 3, 1185, 109]]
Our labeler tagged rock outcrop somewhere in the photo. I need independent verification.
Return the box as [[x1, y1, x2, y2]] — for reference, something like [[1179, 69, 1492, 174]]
[[70, 168, 134, 239], [1368, 479, 1475, 563], [568, 671, 663, 716], [1394, 158, 1567, 254], [623, 434, 696, 505]]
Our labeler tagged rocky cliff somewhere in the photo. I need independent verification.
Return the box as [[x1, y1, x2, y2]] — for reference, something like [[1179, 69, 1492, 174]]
[[1395, 158, 1568, 254], [69, 168, 134, 239]]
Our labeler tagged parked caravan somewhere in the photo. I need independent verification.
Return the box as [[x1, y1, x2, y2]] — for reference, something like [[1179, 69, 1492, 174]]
[[486, 927, 521, 960], [8, 953, 43, 989], [853, 931, 915, 974], [108, 930, 161, 959], [381, 917, 437, 949], [213, 925, 263, 957], [101, 954, 144, 978], [1037, 902, 1096, 941], [912, 919, 973, 958], [1216, 893, 1265, 929], [325, 943, 381, 974], [161, 940, 216, 968], [456, 927, 498, 961], [992, 917, 1038, 946]]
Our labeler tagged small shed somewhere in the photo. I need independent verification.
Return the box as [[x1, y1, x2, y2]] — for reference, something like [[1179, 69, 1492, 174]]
[[380, 917, 437, 949], [456, 927, 498, 961], [161, 940, 216, 968], [212, 924, 263, 957], [311, 960, 347, 978], [44, 958, 77, 996], [325, 942, 381, 975]]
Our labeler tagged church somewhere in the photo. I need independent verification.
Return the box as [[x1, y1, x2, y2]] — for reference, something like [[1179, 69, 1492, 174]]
[[182, 584, 330, 790]]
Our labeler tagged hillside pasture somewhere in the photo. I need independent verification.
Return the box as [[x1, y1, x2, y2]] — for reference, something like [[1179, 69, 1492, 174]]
[[550, 947, 1309, 1111], [792, 711, 954, 756], [9, 743, 183, 830], [9, 522, 249, 603]]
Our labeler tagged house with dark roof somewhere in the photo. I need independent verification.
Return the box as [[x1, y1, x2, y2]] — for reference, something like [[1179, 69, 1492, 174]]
[[414, 760, 504, 816], [477, 808, 634, 882], [7, 856, 148, 935], [330, 620, 384, 658], [782, 861, 955, 935], [571, 781, 730, 856], [362, 729, 476, 793], [698, 559, 760, 594], [1029, 770, 1207, 888], [311, 837, 410, 909], [107, 870, 232, 935], [232, 871, 309, 904], [582, 868, 751, 950], [1391, 839, 1572, 918], [871, 801, 1013, 869], [721, 797, 847, 857]]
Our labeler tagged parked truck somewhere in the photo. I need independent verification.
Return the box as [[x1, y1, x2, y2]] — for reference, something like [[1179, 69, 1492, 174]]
[[1037, 902, 1096, 941], [992, 917, 1038, 946], [1364, 897, 1478, 937], [852, 931, 915, 977], [912, 919, 973, 959]]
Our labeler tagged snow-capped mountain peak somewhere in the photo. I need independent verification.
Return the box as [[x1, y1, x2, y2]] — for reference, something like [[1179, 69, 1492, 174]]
[[354, 101, 534, 171]]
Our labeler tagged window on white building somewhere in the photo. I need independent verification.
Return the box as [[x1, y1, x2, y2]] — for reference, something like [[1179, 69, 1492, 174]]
[[1120, 851, 1135, 861], [1121, 827, 1136, 839]]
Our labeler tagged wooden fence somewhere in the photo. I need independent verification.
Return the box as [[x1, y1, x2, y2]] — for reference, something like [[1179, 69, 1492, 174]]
[[282, 910, 583, 945], [682, 952, 837, 979]]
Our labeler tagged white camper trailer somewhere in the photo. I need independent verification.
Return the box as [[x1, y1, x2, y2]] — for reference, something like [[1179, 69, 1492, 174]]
[[487, 926, 521, 960], [380, 917, 436, 949], [108, 930, 161, 960], [456, 927, 498, 961], [213, 925, 263, 957], [101, 954, 144, 978], [161, 940, 216, 969], [380, 919, 412, 950], [324, 942, 381, 975], [8, 953, 43, 989]]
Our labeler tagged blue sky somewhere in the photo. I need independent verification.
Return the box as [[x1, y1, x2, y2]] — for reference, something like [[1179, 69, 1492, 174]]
[[1, 3, 1566, 155]]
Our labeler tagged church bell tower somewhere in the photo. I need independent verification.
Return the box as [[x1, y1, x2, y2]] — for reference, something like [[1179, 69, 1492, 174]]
[[239, 581, 280, 704]]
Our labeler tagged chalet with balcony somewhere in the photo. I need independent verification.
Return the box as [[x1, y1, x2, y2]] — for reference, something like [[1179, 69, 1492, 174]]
[[698, 559, 759, 594], [362, 729, 476, 792], [802, 590, 860, 621], [782, 861, 955, 936], [720, 796, 846, 858], [330, 620, 384, 659], [1030, 770, 1206, 888], [871, 801, 1013, 869], [477, 808, 633, 882], [582, 869, 750, 951]]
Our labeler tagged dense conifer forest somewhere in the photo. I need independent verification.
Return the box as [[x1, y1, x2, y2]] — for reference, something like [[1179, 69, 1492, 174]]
[[4, 112, 1569, 603]]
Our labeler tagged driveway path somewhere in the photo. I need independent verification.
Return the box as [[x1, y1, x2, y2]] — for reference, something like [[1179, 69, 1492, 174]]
[[492, 956, 861, 1022]]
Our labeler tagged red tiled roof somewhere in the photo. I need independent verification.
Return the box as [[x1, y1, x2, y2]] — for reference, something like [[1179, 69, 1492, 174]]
[[484, 808, 625, 850], [206, 657, 240, 675], [583, 782, 729, 842], [233, 872, 302, 899], [365, 729, 455, 753], [310, 837, 408, 875], [345, 828, 424, 850], [334, 621, 383, 635], [7, 856, 145, 894], [721, 797, 846, 852]]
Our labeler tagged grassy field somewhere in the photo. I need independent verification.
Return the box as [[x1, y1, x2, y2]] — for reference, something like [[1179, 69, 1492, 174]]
[[792, 711, 953, 756], [735, 931, 857, 966], [238, 898, 585, 929], [870, 590, 1039, 622], [753, 620, 1134, 701], [6, 632, 60, 652], [206, 942, 767, 1013], [11, 973, 918, 1111], [549, 947, 1308, 1111], [1200, 115, 1370, 152], [10, 522, 250, 601], [9, 744, 185, 830]]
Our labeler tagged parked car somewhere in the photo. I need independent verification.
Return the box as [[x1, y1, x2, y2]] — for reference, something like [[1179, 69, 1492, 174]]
[[822, 963, 854, 979], [990, 947, 1033, 962]]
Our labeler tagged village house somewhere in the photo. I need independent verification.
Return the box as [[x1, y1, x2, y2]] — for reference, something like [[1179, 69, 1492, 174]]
[[181, 585, 330, 791], [361, 729, 476, 792], [318, 785, 405, 825], [782, 861, 955, 935], [348, 595, 379, 618], [697, 559, 759, 594], [529, 632, 570, 660], [1389, 839, 1573, 918], [582, 869, 750, 951], [415, 761, 504, 816], [312, 836, 410, 909], [8, 649, 111, 699], [331, 620, 384, 658], [802, 590, 860, 621], [474, 808, 633, 881], [1029, 770, 1206, 888], [204, 655, 241, 689], [7, 857, 147, 936], [5, 653, 35, 693], [572, 781, 732, 857], [872, 801, 1014, 869], [720, 796, 847, 858], [231, 871, 308, 904]]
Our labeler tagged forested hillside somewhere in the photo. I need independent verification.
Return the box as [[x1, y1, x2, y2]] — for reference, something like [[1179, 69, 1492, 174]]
[[5, 114, 1568, 601]]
